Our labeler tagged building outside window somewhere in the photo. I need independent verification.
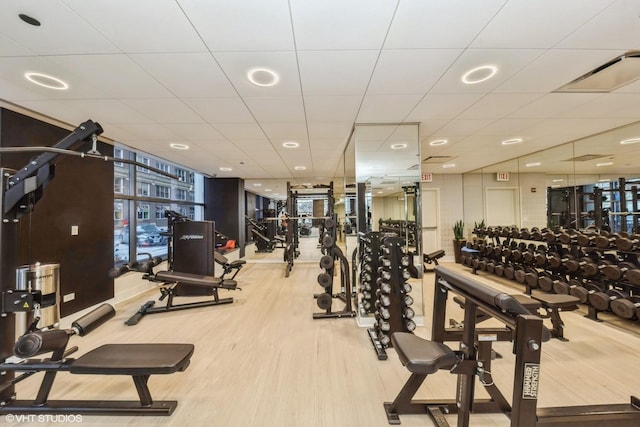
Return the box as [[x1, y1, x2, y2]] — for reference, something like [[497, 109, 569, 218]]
[[137, 182, 151, 197], [156, 184, 170, 199]]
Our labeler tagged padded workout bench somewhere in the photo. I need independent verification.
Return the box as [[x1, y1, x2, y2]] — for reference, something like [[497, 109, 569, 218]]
[[0, 304, 194, 416], [423, 250, 445, 272], [126, 270, 238, 326]]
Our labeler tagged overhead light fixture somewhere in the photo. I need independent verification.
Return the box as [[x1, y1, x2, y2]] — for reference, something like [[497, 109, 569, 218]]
[[526, 162, 541, 167], [598, 178, 611, 182], [377, 191, 384, 194], [24, 72, 69, 90], [253, 183, 262, 187], [596, 162, 613, 167], [294, 166, 306, 170], [170, 143, 189, 150], [265, 188, 272, 192], [621, 137, 640, 145], [272, 193, 280, 196], [429, 139, 448, 146], [461, 65, 498, 85], [552, 179, 564, 182], [502, 138, 523, 145], [220, 167, 232, 172], [555, 51, 640, 93], [282, 141, 299, 148], [391, 143, 407, 150], [247, 67, 279, 87], [442, 163, 455, 168]]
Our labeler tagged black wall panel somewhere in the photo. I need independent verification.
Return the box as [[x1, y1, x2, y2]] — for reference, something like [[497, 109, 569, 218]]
[[0, 109, 114, 317], [204, 177, 245, 257]]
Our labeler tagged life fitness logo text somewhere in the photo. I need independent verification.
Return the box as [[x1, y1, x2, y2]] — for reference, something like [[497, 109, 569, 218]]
[[179, 234, 204, 240]]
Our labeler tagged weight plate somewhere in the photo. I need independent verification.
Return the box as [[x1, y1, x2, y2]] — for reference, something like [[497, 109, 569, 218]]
[[610, 298, 636, 319], [316, 293, 332, 310], [553, 281, 570, 295], [569, 286, 589, 304], [322, 235, 335, 248], [324, 218, 336, 230], [319, 255, 334, 270], [538, 276, 553, 292], [317, 272, 332, 288], [588, 292, 610, 311]]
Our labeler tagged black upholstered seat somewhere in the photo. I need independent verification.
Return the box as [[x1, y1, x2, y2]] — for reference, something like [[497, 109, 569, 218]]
[[391, 333, 456, 375], [70, 343, 194, 375], [155, 270, 222, 287]]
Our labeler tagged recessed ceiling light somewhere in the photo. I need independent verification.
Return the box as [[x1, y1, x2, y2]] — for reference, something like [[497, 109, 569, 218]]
[[391, 143, 407, 150], [272, 193, 279, 196], [461, 65, 498, 85], [442, 163, 456, 168], [596, 162, 613, 167], [253, 183, 262, 187], [220, 167, 232, 172], [170, 143, 189, 150], [247, 67, 279, 87], [265, 189, 272, 192], [294, 166, 306, 170], [429, 139, 448, 146], [24, 72, 69, 90], [502, 138, 523, 145], [526, 162, 541, 167], [19, 14, 41, 26], [598, 178, 611, 182], [377, 191, 384, 194], [552, 179, 564, 182], [620, 137, 640, 144], [282, 141, 299, 148]]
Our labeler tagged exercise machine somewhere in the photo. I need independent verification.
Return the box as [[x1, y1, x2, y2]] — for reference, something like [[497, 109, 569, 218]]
[[0, 303, 193, 415], [384, 266, 640, 426]]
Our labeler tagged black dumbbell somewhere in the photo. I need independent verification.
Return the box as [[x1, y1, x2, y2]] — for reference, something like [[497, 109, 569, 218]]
[[588, 288, 627, 312], [610, 296, 640, 320]]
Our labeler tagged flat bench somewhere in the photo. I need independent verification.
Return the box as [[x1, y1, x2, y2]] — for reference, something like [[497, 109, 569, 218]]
[[423, 250, 446, 272]]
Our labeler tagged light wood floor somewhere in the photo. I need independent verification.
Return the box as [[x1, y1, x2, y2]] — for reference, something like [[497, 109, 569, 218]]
[[7, 261, 640, 427]]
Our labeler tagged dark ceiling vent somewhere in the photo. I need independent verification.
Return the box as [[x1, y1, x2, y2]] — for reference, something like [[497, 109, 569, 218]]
[[567, 154, 611, 162], [423, 155, 452, 163], [406, 164, 419, 170]]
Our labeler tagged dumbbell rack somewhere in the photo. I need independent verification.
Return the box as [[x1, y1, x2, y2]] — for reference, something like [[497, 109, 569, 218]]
[[465, 226, 640, 325], [358, 232, 383, 315], [366, 236, 416, 360]]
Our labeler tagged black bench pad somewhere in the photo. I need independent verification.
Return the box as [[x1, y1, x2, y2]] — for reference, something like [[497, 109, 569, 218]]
[[531, 293, 580, 308], [391, 333, 456, 375], [424, 250, 445, 261], [155, 271, 222, 287], [70, 343, 194, 375]]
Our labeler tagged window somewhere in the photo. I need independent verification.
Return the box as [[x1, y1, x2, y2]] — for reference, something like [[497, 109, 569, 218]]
[[175, 188, 187, 200], [155, 161, 170, 175], [156, 185, 170, 199], [137, 204, 150, 220], [176, 168, 187, 182], [114, 148, 125, 167], [137, 182, 151, 197], [114, 177, 125, 194], [114, 201, 124, 220], [136, 155, 151, 173]]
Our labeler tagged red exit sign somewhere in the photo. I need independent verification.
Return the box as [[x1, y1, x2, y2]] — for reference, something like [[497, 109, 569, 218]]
[[496, 172, 509, 181]]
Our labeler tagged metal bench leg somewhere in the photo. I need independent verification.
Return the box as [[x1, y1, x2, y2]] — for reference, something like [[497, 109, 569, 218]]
[[132, 375, 153, 407]]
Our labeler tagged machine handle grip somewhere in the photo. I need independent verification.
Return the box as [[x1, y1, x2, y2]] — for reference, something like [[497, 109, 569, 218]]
[[14, 329, 69, 358], [71, 303, 115, 336]]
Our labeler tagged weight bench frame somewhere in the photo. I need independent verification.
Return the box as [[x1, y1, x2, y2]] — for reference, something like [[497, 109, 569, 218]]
[[0, 343, 194, 416], [423, 250, 445, 272], [126, 270, 237, 326]]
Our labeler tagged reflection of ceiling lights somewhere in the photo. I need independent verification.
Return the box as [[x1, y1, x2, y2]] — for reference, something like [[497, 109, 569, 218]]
[[247, 67, 279, 87], [461, 65, 498, 84], [220, 167, 232, 171], [253, 183, 262, 186], [294, 166, 306, 170], [170, 143, 189, 150], [272, 193, 280, 196], [265, 188, 272, 191], [377, 191, 383, 194], [282, 141, 299, 148], [25, 72, 69, 90], [526, 162, 541, 167], [599, 178, 611, 182], [429, 139, 448, 146], [502, 138, 523, 145], [596, 162, 613, 167], [621, 137, 640, 144], [552, 179, 563, 182], [442, 163, 455, 168], [391, 143, 407, 150]]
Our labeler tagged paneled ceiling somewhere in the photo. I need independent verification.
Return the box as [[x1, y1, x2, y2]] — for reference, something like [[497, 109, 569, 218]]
[[2, 0, 640, 198]]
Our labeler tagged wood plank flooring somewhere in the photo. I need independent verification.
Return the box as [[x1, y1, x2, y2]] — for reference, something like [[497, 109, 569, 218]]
[[6, 261, 640, 427]]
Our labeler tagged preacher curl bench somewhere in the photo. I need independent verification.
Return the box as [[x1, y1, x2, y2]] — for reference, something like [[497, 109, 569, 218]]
[[0, 304, 193, 416]]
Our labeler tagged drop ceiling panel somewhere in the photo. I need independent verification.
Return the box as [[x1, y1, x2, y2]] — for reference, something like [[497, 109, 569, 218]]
[[178, 0, 294, 52], [507, 93, 603, 119], [2, 1, 119, 55], [433, 119, 494, 136], [557, 94, 640, 119], [495, 49, 623, 94], [0, 33, 35, 56], [367, 49, 463, 95], [215, 124, 267, 141], [189, 140, 241, 153], [183, 98, 254, 124], [470, 0, 613, 49], [228, 138, 274, 152], [122, 99, 204, 124], [162, 124, 227, 141], [431, 49, 545, 94], [290, 0, 395, 50], [406, 94, 486, 122], [473, 118, 542, 136], [307, 122, 353, 139], [357, 94, 423, 122], [385, 0, 507, 49], [297, 51, 379, 96], [46, 54, 174, 99], [304, 96, 362, 122], [557, 0, 640, 49], [129, 53, 237, 98], [458, 94, 543, 120], [64, 0, 206, 53], [260, 122, 309, 143], [214, 51, 301, 97], [244, 96, 305, 122]]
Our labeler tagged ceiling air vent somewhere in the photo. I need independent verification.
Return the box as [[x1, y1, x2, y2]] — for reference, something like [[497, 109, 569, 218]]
[[423, 155, 452, 163], [554, 51, 640, 93], [406, 164, 419, 170], [567, 154, 611, 162]]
